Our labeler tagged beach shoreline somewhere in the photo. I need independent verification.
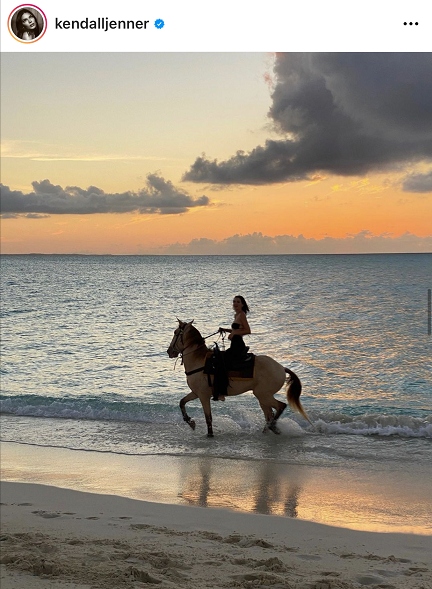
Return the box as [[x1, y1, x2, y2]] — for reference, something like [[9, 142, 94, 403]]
[[2, 440, 431, 536], [1, 481, 431, 589]]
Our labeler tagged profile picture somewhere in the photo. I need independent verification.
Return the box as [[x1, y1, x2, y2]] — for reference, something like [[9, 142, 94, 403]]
[[8, 5, 47, 43]]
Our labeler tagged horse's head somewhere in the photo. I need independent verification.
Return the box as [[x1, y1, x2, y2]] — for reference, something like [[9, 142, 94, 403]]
[[167, 319, 198, 358]]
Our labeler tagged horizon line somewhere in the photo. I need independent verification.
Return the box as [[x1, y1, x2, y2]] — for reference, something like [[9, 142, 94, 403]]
[[1, 252, 431, 257]]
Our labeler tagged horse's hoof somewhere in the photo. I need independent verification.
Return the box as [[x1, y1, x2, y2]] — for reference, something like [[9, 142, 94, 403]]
[[269, 424, 281, 435], [207, 433, 214, 438], [262, 426, 268, 434], [189, 420, 196, 430]]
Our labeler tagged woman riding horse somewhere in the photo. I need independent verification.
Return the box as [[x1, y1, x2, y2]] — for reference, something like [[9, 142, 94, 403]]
[[214, 295, 251, 401], [167, 319, 311, 437]]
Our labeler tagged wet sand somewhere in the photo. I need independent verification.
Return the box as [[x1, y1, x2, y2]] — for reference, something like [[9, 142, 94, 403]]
[[1, 441, 431, 534]]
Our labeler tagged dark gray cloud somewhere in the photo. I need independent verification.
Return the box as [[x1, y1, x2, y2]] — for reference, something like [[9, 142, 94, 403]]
[[183, 53, 432, 185], [0, 212, 51, 219], [151, 231, 432, 255], [0, 174, 210, 217], [402, 170, 432, 193]]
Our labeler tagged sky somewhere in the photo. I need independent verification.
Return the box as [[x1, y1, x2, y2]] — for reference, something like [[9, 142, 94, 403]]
[[1, 52, 431, 254]]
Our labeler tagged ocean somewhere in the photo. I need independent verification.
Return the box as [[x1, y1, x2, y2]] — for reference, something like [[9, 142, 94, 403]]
[[1, 254, 431, 530]]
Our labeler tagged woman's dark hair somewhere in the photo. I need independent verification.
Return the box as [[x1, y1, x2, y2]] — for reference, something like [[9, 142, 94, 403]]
[[235, 295, 250, 314], [16, 9, 41, 39]]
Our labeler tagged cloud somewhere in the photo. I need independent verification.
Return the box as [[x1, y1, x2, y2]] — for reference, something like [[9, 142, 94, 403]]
[[30, 156, 168, 162], [0, 212, 50, 219], [148, 231, 432, 255], [183, 53, 432, 185], [1, 141, 169, 162], [402, 170, 432, 193], [0, 174, 211, 217]]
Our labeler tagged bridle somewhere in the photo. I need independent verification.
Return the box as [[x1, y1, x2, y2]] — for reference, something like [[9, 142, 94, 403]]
[[171, 328, 206, 356], [170, 326, 222, 368], [170, 328, 185, 355]]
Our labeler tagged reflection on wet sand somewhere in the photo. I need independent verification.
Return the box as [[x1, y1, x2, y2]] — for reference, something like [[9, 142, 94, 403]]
[[3, 442, 430, 533], [178, 456, 305, 517]]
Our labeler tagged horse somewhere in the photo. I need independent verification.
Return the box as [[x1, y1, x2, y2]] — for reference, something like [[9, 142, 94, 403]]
[[167, 320, 311, 437]]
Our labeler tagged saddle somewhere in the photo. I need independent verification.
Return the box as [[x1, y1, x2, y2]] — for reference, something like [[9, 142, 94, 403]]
[[203, 346, 255, 385]]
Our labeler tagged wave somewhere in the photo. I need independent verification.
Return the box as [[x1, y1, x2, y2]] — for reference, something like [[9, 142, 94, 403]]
[[0, 395, 172, 424], [310, 412, 432, 438], [1, 395, 431, 438], [0, 308, 37, 317]]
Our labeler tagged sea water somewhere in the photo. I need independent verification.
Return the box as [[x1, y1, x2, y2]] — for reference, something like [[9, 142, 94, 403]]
[[1, 254, 431, 522]]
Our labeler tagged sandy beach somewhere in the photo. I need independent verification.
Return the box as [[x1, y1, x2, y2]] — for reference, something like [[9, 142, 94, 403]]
[[1, 480, 431, 589]]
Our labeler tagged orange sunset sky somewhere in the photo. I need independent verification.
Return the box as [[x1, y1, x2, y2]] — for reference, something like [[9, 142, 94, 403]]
[[1, 53, 431, 254]]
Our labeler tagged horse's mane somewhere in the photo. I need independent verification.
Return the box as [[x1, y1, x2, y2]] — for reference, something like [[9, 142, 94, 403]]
[[187, 324, 211, 352]]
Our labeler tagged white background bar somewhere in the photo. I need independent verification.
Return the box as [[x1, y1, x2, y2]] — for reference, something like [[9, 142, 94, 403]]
[[2, 0, 432, 53]]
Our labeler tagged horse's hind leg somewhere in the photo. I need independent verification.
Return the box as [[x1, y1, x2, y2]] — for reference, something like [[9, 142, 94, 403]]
[[180, 391, 198, 430], [259, 402, 276, 434], [259, 399, 287, 435], [274, 399, 287, 422], [268, 399, 288, 434]]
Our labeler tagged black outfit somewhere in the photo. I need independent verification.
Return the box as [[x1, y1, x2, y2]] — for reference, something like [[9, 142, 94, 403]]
[[224, 322, 249, 364], [212, 322, 249, 401]]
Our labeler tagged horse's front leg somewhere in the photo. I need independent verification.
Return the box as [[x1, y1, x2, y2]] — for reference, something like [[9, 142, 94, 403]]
[[200, 396, 214, 438], [180, 391, 198, 430]]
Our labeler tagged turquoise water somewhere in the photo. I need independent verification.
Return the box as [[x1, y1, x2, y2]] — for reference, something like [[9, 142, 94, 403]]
[[1, 254, 431, 470]]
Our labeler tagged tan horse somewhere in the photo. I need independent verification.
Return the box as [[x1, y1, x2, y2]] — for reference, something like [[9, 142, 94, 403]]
[[167, 320, 311, 437]]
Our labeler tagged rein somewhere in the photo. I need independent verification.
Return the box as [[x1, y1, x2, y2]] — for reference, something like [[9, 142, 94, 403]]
[[183, 331, 226, 376], [172, 327, 224, 375], [202, 329, 221, 340]]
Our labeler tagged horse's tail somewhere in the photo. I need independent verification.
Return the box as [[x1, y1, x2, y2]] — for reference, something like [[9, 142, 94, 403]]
[[285, 368, 312, 425]]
